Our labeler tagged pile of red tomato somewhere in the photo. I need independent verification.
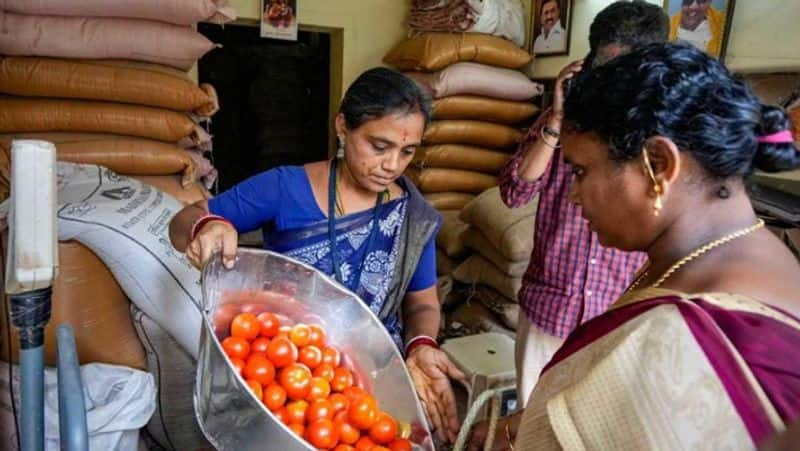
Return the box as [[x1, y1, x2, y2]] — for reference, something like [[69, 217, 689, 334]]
[[221, 311, 414, 451]]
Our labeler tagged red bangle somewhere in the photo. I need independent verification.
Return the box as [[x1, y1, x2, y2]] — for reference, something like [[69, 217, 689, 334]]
[[404, 335, 439, 357], [189, 214, 232, 241]]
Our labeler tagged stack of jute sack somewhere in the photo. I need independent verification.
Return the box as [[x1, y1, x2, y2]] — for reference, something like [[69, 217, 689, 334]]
[[0, 0, 235, 193], [446, 187, 538, 336], [385, 30, 542, 210]]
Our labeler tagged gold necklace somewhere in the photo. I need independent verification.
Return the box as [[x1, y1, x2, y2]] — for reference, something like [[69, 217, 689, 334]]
[[333, 161, 390, 217], [628, 219, 765, 291]]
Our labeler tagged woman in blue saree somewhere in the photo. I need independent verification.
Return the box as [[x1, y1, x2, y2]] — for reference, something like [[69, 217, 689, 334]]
[[170, 67, 466, 443]]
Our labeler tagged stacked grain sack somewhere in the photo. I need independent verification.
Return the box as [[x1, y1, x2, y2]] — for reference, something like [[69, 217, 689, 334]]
[[0, 1, 235, 449], [384, 1, 542, 318], [0, 0, 233, 195], [448, 187, 537, 335]]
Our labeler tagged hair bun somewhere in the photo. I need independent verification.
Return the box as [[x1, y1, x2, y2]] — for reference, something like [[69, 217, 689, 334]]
[[753, 105, 800, 173]]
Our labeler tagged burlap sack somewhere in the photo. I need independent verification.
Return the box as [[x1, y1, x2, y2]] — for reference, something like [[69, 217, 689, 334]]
[[460, 187, 537, 262], [436, 247, 461, 276], [384, 32, 531, 71], [423, 120, 523, 149], [444, 298, 514, 338], [77, 59, 192, 81], [414, 145, 509, 174], [131, 306, 211, 451], [437, 276, 462, 309], [0, 237, 146, 370], [461, 227, 529, 277], [452, 254, 521, 301], [406, 167, 497, 194], [0, 97, 203, 143], [0, 12, 217, 70], [453, 254, 522, 302], [408, 62, 544, 101], [425, 192, 475, 211], [791, 104, 800, 142], [473, 285, 519, 331], [433, 95, 539, 124], [437, 210, 470, 258], [0, 133, 197, 186], [0, 57, 219, 116], [133, 175, 211, 206], [2, 0, 235, 26]]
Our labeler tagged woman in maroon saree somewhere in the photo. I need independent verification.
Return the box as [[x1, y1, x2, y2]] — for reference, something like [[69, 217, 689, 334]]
[[473, 43, 800, 450]]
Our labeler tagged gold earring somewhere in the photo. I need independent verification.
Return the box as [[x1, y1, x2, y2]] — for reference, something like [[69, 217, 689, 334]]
[[642, 149, 663, 217], [653, 184, 663, 216]]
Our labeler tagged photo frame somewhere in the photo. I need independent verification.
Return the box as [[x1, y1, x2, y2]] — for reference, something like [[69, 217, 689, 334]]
[[261, 0, 298, 41], [529, 0, 574, 57], [663, 0, 736, 62]]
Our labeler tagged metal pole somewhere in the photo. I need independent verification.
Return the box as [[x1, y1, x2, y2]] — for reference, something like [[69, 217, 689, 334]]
[[57, 324, 88, 451]]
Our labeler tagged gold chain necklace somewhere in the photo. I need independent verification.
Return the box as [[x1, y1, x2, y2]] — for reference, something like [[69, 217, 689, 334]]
[[628, 218, 765, 291], [333, 160, 390, 217]]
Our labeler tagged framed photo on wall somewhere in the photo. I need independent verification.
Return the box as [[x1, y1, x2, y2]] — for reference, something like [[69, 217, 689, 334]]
[[530, 0, 573, 57], [261, 0, 298, 41], [664, 0, 736, 61]]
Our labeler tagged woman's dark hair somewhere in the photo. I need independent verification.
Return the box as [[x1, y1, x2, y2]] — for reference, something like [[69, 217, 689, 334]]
[[589, 1, 669, 51], [339, 67, 431, 130], [564, 43, 800, 177]]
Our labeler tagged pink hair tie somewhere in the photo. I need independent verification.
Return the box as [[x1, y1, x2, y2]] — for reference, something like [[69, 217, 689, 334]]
[[757, 130, 795, 144]]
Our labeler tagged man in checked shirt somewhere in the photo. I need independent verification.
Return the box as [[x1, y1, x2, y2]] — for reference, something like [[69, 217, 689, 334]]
[[467, 3, 670, 449]]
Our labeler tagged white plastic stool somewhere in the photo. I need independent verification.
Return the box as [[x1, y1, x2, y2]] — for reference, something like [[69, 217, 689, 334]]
[[442, 333, 517, 423]]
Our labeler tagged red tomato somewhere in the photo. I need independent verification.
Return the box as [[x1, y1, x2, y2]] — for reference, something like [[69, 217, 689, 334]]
[[321, 346, 341, 367], [372, 447, 390, 451], [333, 410, 348, 424], [257, 312, 281, 338], [251, 337, 271, 354], [290, 324, 312, 347], [262, 384, 287, 412], [307, 399, 335, 422], [342, 386, 367, 402], [285, 400, 309, 425], [368, 413, 398, 445], [328, 393, 350, 414], [298, 345, 323, 369], [277, 325, 292, 339], [230, 313, 260, 341], [243, 355, 276, 386], [388, 438, 412, 451], [337, 420, 361, 445], [305, 419, 340, 449], [314, 363, 336, 382], [307, 377, 331, 401], [245, 378, 263, 402], [229, 357, 245, 376], [280, 364, 312, 400], [222, 336, 250, 360], [355, 436, 376, 451], [274, 407, 290, 425], [308, 324, 327, 348], [288, 423, 305, 437], [348, 396, 378, 430], [333, 445, 355, 451], [267, 336, 298, 368], [331, 367, 354, 392]]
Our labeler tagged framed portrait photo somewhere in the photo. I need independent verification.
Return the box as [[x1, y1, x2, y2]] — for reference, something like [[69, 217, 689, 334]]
[[529, 0, 573, 57], [664, 0, 736, 61]]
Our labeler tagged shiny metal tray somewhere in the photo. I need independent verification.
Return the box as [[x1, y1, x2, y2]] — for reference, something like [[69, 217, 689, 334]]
[[194, 248, 434, 450]]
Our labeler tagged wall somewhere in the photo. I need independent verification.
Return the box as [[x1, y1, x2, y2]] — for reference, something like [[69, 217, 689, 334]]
[[527, 0, 800, 79], [229, 0, 410, 91]]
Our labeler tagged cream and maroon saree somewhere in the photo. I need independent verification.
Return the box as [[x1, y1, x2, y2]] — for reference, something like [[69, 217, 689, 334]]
[[515, 288, 800, 450]]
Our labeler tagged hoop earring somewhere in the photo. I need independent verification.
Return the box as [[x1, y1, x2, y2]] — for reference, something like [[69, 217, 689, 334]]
[[642, 149, 663, 217]]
